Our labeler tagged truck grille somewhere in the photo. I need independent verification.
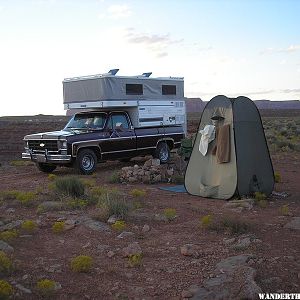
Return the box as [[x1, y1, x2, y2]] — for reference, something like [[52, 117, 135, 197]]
[[28, 140, 58, 152]]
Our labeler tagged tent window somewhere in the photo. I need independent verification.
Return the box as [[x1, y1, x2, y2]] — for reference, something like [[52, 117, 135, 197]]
[[162, 85, 176, 95], [126, 84, 143, 95]]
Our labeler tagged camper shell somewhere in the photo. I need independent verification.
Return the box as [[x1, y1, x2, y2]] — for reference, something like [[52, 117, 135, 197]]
[[63, 70, 186, 131], [22, 70, 186, 174]]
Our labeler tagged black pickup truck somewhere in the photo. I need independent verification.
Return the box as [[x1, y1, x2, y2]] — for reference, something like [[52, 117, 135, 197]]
[[22, 111, 185, 174]]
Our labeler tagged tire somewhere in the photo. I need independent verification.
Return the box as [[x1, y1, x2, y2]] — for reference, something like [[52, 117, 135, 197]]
[[76, 149, 97, 175], [37, 163, 57, 173], [155, 142, 170, 164]]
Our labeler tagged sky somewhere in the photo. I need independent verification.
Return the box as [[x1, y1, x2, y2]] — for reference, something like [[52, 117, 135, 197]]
[[0, 0, 299, 116]]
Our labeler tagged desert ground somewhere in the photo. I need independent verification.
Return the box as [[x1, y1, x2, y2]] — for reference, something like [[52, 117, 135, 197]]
[[0, 111, 299, 299]]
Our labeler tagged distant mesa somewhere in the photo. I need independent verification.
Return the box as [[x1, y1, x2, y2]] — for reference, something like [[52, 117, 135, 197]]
[[185, 97, 300, 112]]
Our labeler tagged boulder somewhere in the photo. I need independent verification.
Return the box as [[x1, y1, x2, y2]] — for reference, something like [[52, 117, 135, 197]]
[[284, 217, 300, 230], [122, 242, 142, 257]]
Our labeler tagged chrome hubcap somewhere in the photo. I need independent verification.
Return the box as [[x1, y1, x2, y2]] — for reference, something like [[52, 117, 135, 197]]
[[82, 155, 95, 171]]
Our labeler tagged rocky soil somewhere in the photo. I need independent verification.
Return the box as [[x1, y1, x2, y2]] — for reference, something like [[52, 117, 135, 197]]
[[0, 151, 299, 299]]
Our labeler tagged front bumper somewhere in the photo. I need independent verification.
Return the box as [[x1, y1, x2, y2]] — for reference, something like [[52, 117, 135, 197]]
[[22, 152, 72, 164]]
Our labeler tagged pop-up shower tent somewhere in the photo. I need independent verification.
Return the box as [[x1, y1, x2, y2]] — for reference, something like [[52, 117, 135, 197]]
[[184, 95, 274, 200]]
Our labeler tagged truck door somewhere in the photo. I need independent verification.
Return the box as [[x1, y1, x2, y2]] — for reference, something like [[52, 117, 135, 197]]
[[101, 112, 136, 159]]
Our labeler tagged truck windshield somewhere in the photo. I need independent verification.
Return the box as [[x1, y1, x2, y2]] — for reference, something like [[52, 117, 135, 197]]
[[64, 113, 107, 131]]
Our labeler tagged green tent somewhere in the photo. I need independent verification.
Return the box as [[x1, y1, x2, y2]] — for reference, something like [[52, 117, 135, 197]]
[[185, 95, 274, 200]]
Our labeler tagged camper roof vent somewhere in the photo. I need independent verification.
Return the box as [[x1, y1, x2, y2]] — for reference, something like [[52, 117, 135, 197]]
[[142, 72, 152, 77], [108, 69, 119, 75]]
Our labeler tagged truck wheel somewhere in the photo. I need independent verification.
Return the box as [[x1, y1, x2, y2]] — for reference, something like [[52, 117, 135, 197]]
[[37, 163, 57, 173], [76, 149, 97, 175], [155, 142, 170, 164]]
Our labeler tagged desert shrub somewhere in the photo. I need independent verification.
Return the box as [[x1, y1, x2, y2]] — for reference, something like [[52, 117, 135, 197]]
[[0, 252, 13, 275], [47, 174, 57, 181], [128, 253, 142, 267], [130, 189, 146, 198], [91, 186, 109, 197], [98, 190, 129, 218], [163, 208, 177, 221], [36, 279, 56, 297], [21, 220, 37, 232], [54, 176, 85, 198], [132, 201, 143, 210], [221, 216, 250, 234], [108, 171, 121, 183], [0, 229, 18, 242], [205, 215, 250, 234], [0, 280, 13, 299], [92, 207, 110, 222], [81, 178, 96, 188], [52, 221, 65, 234], [67, 198, 89, 209], [70, 255, 93, 273], [258, 199, 268, 208], [2, 190, 37, 206], [10, 160, 32, 167], [274, 171, 281, 183], [107, 198, 129, 218], [279, 204, 290, 216], [200, 214, 212, 228], [111, 220, 126, 231], [254, 192, 266, 201]]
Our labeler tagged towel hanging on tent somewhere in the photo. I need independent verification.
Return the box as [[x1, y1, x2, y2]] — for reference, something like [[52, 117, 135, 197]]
[[199, 125, 216, 156]]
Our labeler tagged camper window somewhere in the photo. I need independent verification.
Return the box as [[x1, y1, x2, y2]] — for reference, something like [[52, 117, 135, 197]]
[[126, 84, 143, 95], [162, 85, 176, 95]]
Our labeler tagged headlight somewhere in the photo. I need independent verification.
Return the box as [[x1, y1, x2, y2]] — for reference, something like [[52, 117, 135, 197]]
[[60, 140, 67, 149], [24, 140, 29, 148]]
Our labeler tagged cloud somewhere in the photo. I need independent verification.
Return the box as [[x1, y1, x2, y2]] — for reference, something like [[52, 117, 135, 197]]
[[260, 44, 300, 54], [281, 88, 300, 93], [99, 4, 132, 20], [125, 28, 183, 58]]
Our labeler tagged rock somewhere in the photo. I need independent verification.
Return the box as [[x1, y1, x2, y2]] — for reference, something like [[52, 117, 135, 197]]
[[15, 283, 32, 294], [215, 254, 253, 273], [142, 224, 150, 233], [83, 218, 111, 232], [107, 215, 120, 225], [142, 175, 151, 183], [231, 237, 252, 250], [107, 250, 115, 258], [117, 231, 134, 239], [0, 240, 14, 253], [0, 220, 22, 231], [180, 244, 196, 256], [128, 177, 138, 183], [122, 242, 142, 257], [223, 237, 236, 245], [64, 219, 76, 231], [152, 174, 162, 183], [151, 159, 160, 166], [154, 214, 168, 222], [192, 254, 262, 300], [46, 264, 62, 273], [182, 289, 194, 298], [38, 201, 65, 212], [143, 159, 152, 168], [284, 217, 300, 230], [6, 208, 15, 214], [224, 199, 254, 210]]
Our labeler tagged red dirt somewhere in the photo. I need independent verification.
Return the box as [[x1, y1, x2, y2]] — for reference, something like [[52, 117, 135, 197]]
[[0, 151, 299, 299]]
